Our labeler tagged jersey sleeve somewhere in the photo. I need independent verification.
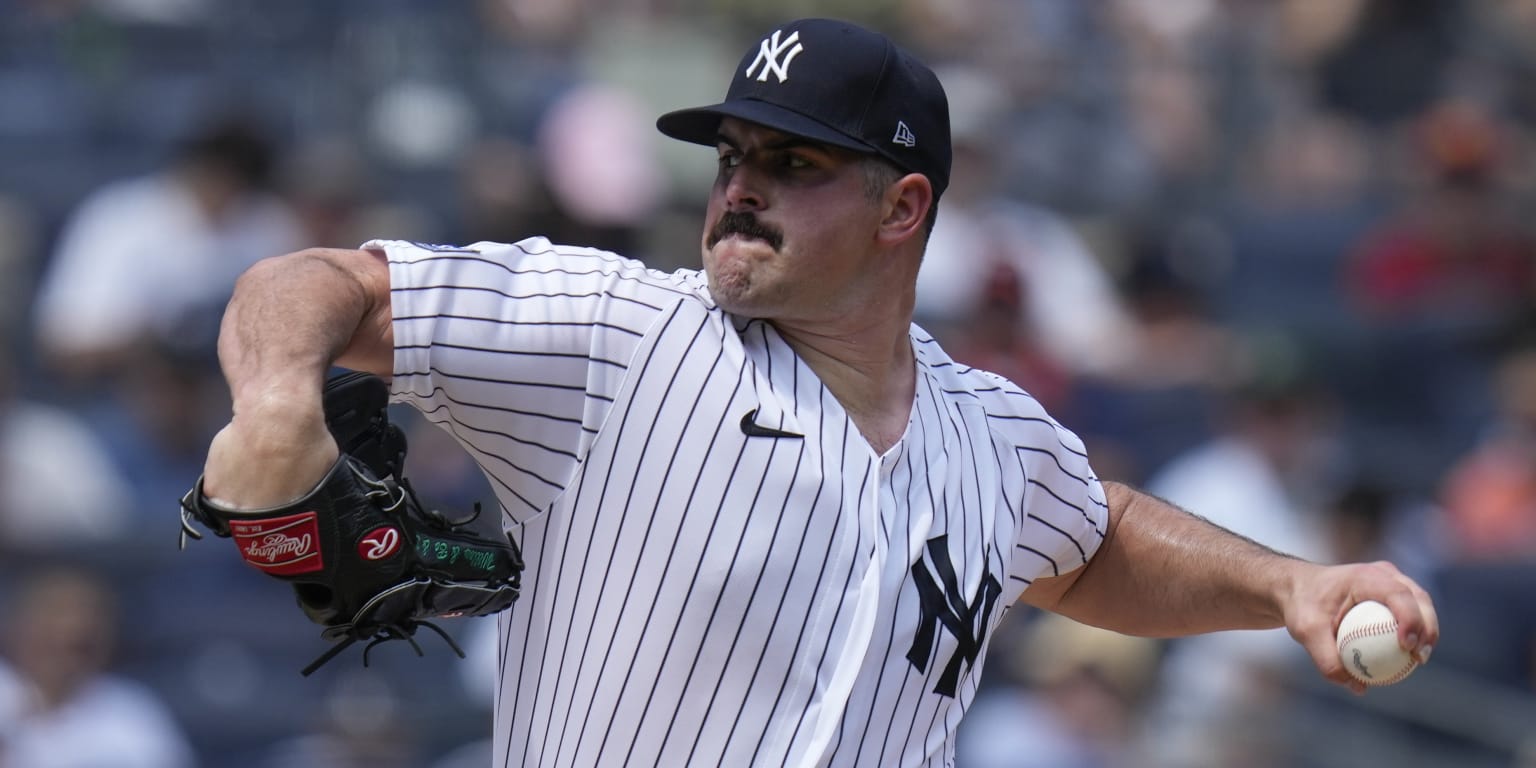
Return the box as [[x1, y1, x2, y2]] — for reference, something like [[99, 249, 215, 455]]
[[372, 237, 701, 519], [986, 374, 1110, 587]]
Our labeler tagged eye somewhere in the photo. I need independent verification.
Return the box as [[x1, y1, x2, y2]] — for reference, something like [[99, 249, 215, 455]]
[[783, 153, 811, 169], [717, 151, 742, 169]]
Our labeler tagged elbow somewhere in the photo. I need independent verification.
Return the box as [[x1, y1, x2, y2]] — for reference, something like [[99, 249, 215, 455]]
[[235, 247, 381, 298], [239, 247, 339, 281], [233, 249, 316, 297]]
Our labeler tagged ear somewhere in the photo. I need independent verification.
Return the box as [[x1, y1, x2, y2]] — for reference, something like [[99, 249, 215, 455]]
[[875, 173, 934, 247]]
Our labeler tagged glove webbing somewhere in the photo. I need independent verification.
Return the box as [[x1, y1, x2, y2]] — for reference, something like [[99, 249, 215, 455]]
[[300, 579, 468, 676], [297, 471, 487, 676]]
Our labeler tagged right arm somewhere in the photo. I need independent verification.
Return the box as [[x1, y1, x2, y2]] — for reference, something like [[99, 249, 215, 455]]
[[1022, 482, 1437, 691], [201, 247, 393, 508]]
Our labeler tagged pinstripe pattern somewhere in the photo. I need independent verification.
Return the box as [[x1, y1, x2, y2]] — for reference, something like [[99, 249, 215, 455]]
[[373, 238, 1109, 767]]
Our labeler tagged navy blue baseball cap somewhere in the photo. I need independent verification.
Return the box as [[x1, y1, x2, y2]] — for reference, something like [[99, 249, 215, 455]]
[[657, 18, 952, 198]]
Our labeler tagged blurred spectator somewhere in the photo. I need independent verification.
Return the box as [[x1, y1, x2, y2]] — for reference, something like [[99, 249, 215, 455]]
[[1119, 51, 1220, 211], [1064, 228, 1234, 481], [1325, 479, 1446, 588], [31, 112, 303, 385], [1466, 0, 1536, 126], [279, 136, 436, 251], [1340, 99, 1536, 484], [1105, 227, 1235, 393], [1346, 100, 1536, 329], [87, 341, 228, 516], [94, 0, 210, 26], [0, 343, 133, 547], [958, 612, 1160, 768], [452, 82, 664, 258], [536, 83, 664, 251], [476, 0, 591, 45], [259, 671, 421, 768], [0, 566, 195, 768], [943, 261, 1074, 415], [1433, 344, 1536, 698], [1438, 343, 1536, 561], [278, 136, 375, 249], [916, 65, 1136, 378], [0, 196, 42, 346], [1216, 111, 1380, 335], [455, 136, 543, 245], [1319, 0, 1464, 126], [1145, 346, 1343, 565], [1135, 350, 1344, 768], [367, 80, 480, 173], [1326, 482, 1394, 565]]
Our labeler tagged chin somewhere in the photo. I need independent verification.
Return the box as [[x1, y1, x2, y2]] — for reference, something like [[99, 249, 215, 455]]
[[706, 269, 753, 314], [704, 238, 780, 315]]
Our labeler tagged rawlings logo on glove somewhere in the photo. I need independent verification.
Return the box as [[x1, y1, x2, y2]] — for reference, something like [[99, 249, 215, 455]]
[[360, 527, 402, 560], [179, 371, 523, 675], [232, 513, 324, 573]]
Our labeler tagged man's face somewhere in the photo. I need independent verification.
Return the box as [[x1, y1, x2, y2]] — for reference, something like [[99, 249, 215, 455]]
[[701, 118, 887, 321]]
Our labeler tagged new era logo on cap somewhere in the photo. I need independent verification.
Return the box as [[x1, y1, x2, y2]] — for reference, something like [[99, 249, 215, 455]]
[[656, 18, 952, 198]]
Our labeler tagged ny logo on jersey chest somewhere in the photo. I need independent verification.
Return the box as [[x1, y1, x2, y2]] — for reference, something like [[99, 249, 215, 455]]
[[905, 535, 1002, 698]]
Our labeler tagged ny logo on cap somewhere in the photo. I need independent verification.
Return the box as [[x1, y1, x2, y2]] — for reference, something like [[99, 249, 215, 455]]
[[746, 30, 804, 83]]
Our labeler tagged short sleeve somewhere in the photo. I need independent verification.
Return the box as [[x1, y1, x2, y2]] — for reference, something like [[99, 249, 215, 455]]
[[372, 237, 702, 517], [982, 374, 1109, 585]]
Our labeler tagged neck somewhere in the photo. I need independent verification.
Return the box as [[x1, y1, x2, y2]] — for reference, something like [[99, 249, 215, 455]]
[[774, 317, 916, 455]]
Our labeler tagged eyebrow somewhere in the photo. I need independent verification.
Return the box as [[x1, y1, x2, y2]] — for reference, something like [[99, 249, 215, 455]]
[[714, 132, 827, 154]]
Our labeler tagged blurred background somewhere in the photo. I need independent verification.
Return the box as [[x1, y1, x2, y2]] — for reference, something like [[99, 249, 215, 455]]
[[0, 0, 1534, 766]]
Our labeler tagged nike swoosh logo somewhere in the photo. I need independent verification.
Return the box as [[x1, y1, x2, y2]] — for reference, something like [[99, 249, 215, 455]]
[[740, 408, 804, 439]]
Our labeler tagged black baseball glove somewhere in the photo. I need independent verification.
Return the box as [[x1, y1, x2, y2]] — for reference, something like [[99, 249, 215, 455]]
[[179, 371, 523, 675]]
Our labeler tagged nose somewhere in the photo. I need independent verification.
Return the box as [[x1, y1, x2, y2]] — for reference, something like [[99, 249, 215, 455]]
[[722, 163, 765, 212]]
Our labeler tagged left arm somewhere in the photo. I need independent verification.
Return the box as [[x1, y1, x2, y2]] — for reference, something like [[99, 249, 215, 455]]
[[1022, 481, 1438, 691]]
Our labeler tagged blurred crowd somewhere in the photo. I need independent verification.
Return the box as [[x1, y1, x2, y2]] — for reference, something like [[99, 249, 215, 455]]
[[1, 0, 1535, 766]]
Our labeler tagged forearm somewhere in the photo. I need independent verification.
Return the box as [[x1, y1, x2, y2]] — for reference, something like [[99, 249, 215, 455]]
[[202, 247, 392, 505], [1032, 481, 1316, 637], [219, 248, 385, 412]]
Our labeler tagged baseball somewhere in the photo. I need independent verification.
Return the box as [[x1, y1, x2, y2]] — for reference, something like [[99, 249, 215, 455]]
[[1336, 600, 1416, 686]]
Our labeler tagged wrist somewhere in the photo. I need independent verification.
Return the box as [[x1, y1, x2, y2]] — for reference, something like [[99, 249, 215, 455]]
[[230, 370, 326, 412], [1271, 557, 1323, 628], [228, 389, 329, 454]]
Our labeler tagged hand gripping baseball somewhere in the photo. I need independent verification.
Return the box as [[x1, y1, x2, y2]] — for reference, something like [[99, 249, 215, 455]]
[[179, 372, 523, 675]]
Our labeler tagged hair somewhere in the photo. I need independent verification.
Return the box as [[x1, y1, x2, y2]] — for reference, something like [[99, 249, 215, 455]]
[[176, 116, 278, 189], [860, 156, 939, 237]]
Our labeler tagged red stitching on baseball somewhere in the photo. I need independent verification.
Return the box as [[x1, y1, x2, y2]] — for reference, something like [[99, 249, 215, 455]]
[[1339, 620, 1395, 647], [1339, 619, 1416, 684]]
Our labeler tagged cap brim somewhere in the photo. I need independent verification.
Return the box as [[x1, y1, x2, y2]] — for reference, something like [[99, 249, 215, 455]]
[[657, 99, 875, 155]]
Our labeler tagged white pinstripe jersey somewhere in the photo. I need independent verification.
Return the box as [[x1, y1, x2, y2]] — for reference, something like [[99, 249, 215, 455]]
[[373, 238, 1109, 768]]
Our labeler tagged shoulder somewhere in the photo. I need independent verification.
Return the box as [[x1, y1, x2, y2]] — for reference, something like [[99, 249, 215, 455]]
[[914, 327, 1040, 414], [366, 237, 712, 301], [914, 327, 1085, 451]]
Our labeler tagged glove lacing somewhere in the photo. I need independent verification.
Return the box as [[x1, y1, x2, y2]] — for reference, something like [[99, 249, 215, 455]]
[[298, 465, 479, 677], [300, 581, 468, 676], [179, 460, 494, 677]]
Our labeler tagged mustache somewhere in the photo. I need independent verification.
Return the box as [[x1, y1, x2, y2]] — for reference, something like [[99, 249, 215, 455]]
[[707, 211, 783, 251]]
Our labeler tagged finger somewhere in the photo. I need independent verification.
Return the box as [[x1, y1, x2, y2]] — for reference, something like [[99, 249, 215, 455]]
[[1369, 569, 1437, 665], [1295, 616, 1357, 689], [1407, 579, 1438, 664]]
